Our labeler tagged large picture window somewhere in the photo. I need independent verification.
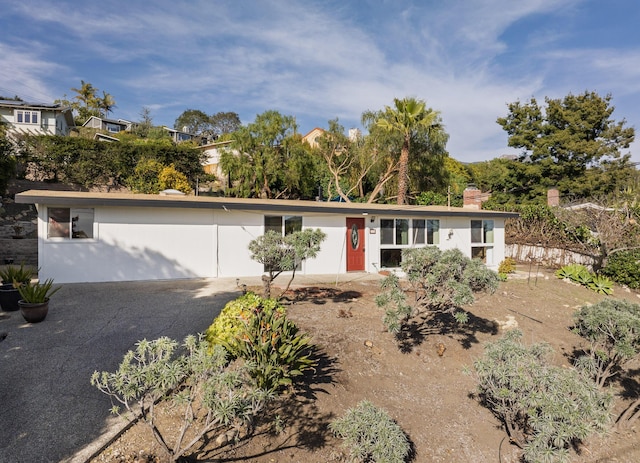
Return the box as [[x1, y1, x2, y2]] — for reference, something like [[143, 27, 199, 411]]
[[471, 219, 494, 264], [380, 218, 439, 268], [47, 207, 94, 239]]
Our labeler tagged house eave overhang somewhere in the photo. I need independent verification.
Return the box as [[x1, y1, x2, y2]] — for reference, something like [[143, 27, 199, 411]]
[[15, 190, 519, 219]]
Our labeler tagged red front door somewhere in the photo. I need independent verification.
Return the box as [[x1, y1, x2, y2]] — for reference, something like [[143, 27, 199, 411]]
[[346, 217, 365, 271]]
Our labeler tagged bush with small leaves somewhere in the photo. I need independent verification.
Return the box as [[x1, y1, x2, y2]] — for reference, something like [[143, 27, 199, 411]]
[[376, 247, 499, 333], [91, 335, 271, 462], [330, 400, 410, 463], [205, 293, 283, 351], [572, 299, 640, 388], [498, 257, 517, 275], [601, 249, 640, 289], [471, 330, 612, 463]]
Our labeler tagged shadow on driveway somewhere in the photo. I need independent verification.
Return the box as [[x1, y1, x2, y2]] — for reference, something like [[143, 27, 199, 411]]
[[0, 278, 241, 463]]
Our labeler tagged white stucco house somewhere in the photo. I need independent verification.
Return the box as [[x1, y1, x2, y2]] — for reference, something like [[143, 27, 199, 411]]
[[0, 100, 75, 140], [15, 190, 518, 284]]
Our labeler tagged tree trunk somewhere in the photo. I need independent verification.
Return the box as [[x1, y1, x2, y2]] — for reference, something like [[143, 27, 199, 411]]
[[397, 137, 410, 205]]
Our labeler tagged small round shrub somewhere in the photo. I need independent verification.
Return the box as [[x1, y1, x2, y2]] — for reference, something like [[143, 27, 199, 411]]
[[330, 400, 410, 463], [498, 257, 516, 275]]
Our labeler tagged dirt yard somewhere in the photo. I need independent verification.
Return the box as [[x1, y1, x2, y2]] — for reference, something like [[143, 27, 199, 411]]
[[89, 269, 640, 463]]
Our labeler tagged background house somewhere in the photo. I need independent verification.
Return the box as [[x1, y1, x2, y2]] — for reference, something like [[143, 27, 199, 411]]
[[16, 190, 517, 283], [82, 116, 134, 134], [0, 100, 74, 142]]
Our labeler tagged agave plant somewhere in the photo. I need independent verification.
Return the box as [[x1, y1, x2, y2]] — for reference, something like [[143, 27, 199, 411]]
[[0, 263, 34, 286], [17, 279, 61, 303], [588, 275, 614, 295]]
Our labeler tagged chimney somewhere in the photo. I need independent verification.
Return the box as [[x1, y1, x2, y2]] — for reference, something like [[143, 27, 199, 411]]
[[547, 188, 560, 207], [463, 185, 483, 209]]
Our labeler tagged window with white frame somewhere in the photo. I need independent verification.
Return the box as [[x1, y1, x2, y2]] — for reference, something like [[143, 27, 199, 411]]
[[15, 110, 40, 125], [263, 215, 303, 271], [264, 215, 302, 236], [470, 219, 494, 263], [380, 218, 439, 268], [47, 207, 94, 239]]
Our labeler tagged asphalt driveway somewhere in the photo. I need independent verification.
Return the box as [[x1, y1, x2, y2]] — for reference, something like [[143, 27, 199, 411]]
[[0, 278, 244, 463]]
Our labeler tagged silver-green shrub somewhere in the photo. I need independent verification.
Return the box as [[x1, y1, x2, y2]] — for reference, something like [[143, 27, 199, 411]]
[[91, 335, 271, 462], [330, 400, 410, 463], [572, 298, 640, 388], [471, 330, 612, 463], [376, 247, 499, 333]]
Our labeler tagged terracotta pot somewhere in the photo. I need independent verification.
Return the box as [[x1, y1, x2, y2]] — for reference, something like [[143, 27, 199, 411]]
[[18, 299, 49, 323], [0, 284, 21, 312]]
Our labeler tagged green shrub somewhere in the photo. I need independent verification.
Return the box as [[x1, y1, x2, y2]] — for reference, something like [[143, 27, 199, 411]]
[[471, 330, 612, 463], [498, 257, 516, 275], [330, 400, 410, 463], [572, 299, 640, 387], [229, 301, 315, 391], [376, 247, 499, 333], [601, 249, 640, 289], [205, 293, 283, 351]]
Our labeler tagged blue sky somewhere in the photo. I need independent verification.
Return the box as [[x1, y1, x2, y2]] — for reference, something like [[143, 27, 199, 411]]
[[2, 0, 640, 163]]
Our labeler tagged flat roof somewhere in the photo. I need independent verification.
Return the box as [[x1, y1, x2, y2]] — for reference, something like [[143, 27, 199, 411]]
[[15, 190, 519, 219]]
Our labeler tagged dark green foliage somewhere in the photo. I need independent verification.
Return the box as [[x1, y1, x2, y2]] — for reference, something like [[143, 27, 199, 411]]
[[23, 135, 205, 190], [572, 299, 640, 387], [220, 296, 315, 391], [472, 330, 612, 462], [0, 131, 16, 195], [601, 249, 640, 289], [376, 247, 499, 333], [330, 400, 411, 463]]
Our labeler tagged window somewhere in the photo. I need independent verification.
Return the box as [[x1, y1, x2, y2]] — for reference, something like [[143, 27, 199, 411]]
[[380, 218, 440, 268], [263, 215, 303, 271], [105, 122, 121, 133], [15, 110, 39, 125], [47, 208, 94, 239], [471, 219, 494, 264], [264, 215, 302, 236]]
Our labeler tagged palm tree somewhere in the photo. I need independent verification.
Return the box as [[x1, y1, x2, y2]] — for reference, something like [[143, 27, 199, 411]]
[[70, 80, 97, 109], [98, 91, 116, 118], [376, 97, 445, 204]]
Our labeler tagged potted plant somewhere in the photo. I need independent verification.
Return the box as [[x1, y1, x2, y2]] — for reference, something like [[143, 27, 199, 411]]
[[17, 279, 61, 323], [0, 263, 34, 312]]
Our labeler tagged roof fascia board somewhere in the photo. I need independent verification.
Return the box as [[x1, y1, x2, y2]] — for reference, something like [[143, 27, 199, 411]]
[[15, 190, 519, 218]]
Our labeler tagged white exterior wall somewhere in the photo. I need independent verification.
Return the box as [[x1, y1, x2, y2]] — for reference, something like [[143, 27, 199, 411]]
[[35, 204, 507, 283], [37, 206, 216, 283]]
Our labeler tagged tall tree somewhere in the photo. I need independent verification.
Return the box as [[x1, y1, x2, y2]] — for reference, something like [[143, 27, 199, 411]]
[[497, 91, 635, 196], [375, 97, 448, 204], [210, 111, 241, 136], [174, 109, 213, 135], [97, 91, 116, 118], [71, 80, 97, 109], [221, 110, 298, 198]]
